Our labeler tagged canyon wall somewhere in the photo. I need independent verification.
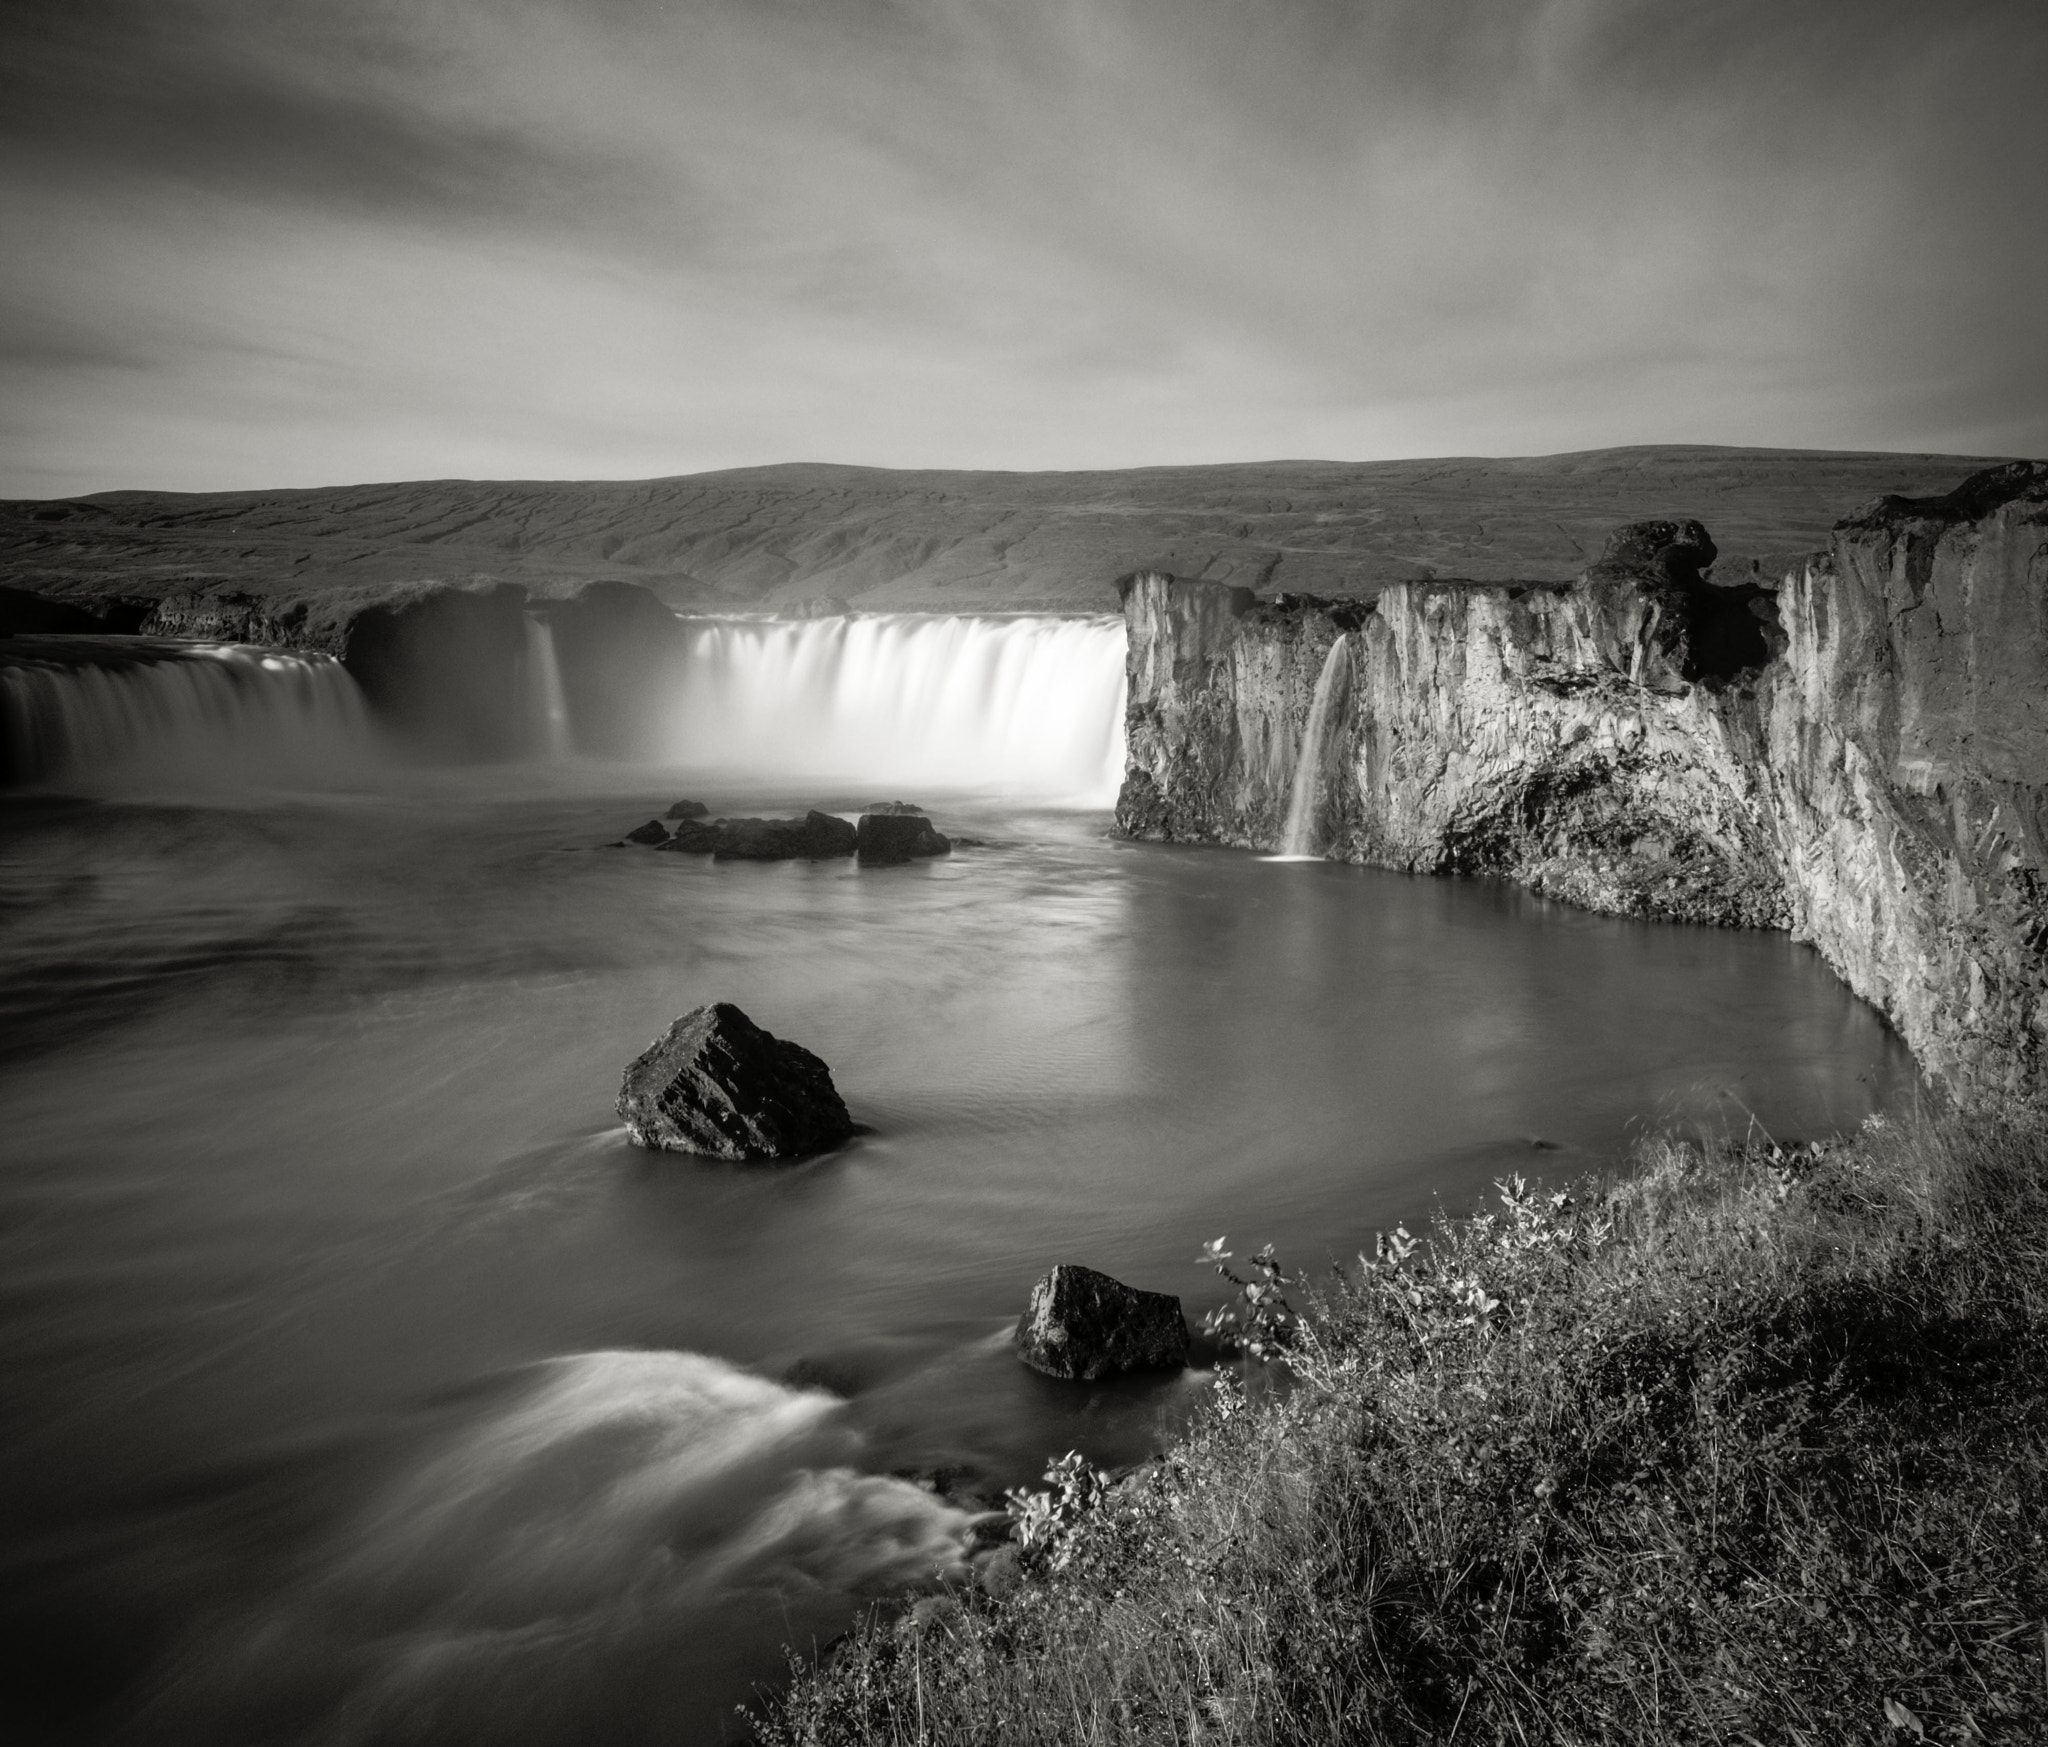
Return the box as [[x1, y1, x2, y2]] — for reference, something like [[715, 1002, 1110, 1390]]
[[1118, 463, 2048, 1107]]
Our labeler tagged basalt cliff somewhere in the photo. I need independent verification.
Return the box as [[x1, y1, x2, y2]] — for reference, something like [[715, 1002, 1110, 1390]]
[[1118, 462, 2048, 1108]]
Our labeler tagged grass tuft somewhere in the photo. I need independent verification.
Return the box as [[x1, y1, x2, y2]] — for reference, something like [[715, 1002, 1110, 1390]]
[[756, 1107, 2048, 1745]]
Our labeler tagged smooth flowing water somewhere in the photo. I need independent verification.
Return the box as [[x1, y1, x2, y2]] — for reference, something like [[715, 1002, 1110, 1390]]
[[0, 618, 1918, 1745], [521, 619, 573, 762], [660, 616, 1128, 802], [0, 638, 377, 788], [0, 771, 1917, 1744], [1278, 634, 1356, 859]]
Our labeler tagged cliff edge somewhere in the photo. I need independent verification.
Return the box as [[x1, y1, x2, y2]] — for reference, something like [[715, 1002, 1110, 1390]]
[[1117, 463, 2048, 1106]]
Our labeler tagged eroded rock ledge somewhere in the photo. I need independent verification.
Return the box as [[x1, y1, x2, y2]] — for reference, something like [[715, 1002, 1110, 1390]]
[[1116, 463, 2048, 1107]]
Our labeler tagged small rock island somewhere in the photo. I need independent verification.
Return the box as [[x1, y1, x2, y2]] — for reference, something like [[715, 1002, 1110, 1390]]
[[1015, 1263, 1190, 1381], [617, 1001, 855, 1161]]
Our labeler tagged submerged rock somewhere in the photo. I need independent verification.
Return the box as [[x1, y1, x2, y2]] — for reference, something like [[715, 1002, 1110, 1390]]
[[619, 818, 670, 846], [1015, 1264, 1189, 1381], [666, 799, 710, 819], [618, 1001, 854, 1160], [857, 811, 952, 866]]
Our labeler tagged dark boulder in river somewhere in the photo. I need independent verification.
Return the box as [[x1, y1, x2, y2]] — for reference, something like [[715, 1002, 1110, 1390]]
[[714, 811, 857, 861], [646, 811, 857, 859], [618, 1001, 854, 1160], [618, 819, 670, 846], [659, 819, 721, 854], [1015, 1264, 1189, 1381], [857, 811, 952, 866]]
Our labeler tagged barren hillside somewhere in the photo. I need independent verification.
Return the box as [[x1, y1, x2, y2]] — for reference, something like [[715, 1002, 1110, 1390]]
[[0, 446, 2012, 617]]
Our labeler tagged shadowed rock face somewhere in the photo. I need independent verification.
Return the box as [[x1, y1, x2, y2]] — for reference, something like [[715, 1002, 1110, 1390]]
[[1577, 519, 1781, 688], [1014, 1265, 1189, 1381], [340, 584, 534, 761], [617, 1002, 854, 1161], [0, 586, 134, 634], [540, 581, 695, 758], [1117, 463, 2048, 1106]]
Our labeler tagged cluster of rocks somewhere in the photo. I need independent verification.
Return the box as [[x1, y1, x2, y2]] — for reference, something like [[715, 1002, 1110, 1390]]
[[619, 1000, 1192, 1383], [612, 799, 955, 865]]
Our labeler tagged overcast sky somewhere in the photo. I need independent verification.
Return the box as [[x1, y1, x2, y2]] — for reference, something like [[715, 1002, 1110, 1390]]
[[3, 0, 2043, 496]]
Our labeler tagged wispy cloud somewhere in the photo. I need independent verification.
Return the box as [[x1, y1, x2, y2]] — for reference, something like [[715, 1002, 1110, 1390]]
[[2, 0, 2041, 493]]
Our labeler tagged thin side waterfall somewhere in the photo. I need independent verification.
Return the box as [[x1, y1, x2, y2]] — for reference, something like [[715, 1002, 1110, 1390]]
[[662, 614, 1129, 803], [524, 616, 573, 759], [1279, 635, 1356, 857], [0, 638, 380, 789]]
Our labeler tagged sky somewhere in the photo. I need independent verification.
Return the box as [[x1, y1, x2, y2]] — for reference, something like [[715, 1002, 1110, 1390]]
[[2, 0, 2043, 497]]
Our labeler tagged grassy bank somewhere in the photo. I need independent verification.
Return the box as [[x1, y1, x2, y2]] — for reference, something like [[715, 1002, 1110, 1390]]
[[759, 1109, 2048, 1745]]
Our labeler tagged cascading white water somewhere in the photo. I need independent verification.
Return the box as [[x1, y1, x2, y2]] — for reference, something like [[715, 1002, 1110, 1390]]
[[1278, 634, 1356, 857], [162, 1349, 972, 1743], [0, 638, 380, 789], [663, 614, 1128, 803], [523, 616, 573, 760]]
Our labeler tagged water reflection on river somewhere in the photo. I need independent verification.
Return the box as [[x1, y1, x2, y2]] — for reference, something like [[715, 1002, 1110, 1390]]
[[0, 768, 1915, 1744]]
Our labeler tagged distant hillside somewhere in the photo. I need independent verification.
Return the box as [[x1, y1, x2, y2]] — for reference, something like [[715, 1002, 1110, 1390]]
[[0, 446, 2014, 616]]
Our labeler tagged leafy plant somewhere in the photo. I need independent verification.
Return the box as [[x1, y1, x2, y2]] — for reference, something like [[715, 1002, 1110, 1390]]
[[757, 1108, 2048, 1747]]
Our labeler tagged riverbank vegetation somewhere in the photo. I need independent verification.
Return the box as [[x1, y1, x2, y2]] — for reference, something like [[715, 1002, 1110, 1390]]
[[759, 1107, 2048, 1744]]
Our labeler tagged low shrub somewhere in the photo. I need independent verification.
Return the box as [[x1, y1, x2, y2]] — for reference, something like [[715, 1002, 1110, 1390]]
[[756, 1108, 2048, 1745]]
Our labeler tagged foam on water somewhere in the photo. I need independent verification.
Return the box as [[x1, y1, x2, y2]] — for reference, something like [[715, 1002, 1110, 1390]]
[[143, 1351, 973, 1745], [339, 1349, 966, 1609], [662, 614, 1128, 803]]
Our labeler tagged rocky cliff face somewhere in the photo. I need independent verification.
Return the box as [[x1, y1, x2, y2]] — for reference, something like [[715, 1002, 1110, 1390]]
[[1118, 464, 2048, 1107]]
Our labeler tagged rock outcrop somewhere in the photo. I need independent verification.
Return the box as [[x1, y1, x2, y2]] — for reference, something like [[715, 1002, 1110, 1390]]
[[626, 808, 949, 864], [618, 1001, 855, 1160], [717, 813, 859, 861], [856, 810, 953, 866], [1117, 464, 2048, 1106], [0, 587, 142, 635], [650, 811, 858, 860], [1014, 1265, 1190, 1381], [539, 582, 695, 758]]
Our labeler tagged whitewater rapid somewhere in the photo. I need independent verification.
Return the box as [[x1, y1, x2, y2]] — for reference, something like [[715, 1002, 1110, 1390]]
[[139, 1350, 975, 1744]]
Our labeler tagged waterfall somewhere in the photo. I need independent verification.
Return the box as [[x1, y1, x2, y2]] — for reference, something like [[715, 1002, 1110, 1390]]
[[523, 616, 573, 760], [0, 638, 380, 789], [1278, 635, 1355, 857], [663, 614, 1128, 803]]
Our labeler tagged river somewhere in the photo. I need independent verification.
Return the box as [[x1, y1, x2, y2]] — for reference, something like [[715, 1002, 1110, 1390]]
[[0, 626, 1914, 1744]]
